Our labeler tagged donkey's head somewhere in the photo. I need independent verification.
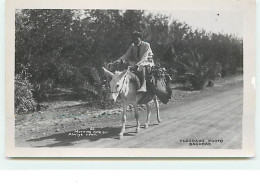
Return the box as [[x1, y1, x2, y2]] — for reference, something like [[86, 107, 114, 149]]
[[102, 67, 129, 102]]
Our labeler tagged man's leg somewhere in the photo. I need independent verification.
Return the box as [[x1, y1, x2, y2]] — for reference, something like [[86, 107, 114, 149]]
[[137, 66, 147, 92]]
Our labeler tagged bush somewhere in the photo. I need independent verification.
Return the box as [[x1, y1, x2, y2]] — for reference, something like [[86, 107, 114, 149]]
[[74, 66, 105, 102], [33, 78, 55, 101], [15, 74, 37, 114], [177, 50, 221, 90], [57, 62, 83, 87]]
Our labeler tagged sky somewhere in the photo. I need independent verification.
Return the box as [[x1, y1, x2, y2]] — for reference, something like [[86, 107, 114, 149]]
[[148, 10, 243, 38]]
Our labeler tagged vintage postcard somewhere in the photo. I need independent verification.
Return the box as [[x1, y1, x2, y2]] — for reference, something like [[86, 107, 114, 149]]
[[5, 0, 255, 157]]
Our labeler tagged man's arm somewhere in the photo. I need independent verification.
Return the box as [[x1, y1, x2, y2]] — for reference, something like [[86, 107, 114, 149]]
[[119, 44, 134, 62]]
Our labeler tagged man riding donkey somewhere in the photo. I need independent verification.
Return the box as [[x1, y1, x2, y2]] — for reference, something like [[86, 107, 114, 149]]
[[113, 31, 154, 92], [103, 31, 172, 138]]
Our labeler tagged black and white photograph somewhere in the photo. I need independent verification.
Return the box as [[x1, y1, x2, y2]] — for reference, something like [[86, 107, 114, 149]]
[[5, 0, 255, 157]]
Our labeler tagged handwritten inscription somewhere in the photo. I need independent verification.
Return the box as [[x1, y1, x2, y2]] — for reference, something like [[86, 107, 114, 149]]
[[68, 127, 108, 137]]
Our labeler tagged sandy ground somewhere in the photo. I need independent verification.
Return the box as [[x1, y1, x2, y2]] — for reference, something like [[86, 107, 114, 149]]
[[15, 75, 243, 148]]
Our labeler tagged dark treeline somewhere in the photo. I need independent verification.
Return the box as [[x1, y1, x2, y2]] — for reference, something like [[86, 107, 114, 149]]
[[15, 9, 243, 113]]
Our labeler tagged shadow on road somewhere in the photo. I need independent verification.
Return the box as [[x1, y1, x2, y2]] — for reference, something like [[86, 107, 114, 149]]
[[173, 86, 197, 91]]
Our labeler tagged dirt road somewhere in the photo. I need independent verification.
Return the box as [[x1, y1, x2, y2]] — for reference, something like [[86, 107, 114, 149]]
[[15, 76, 242, 149], [70, 84, 242, 149]]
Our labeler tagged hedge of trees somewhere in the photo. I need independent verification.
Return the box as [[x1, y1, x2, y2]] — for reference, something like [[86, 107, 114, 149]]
[[15, 9, 243, 113]]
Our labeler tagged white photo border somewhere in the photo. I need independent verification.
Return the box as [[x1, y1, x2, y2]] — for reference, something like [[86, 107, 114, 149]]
[[5, 0, 256, 157]]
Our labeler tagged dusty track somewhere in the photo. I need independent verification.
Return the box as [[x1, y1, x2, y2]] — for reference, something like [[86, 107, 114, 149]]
[[71, 84, 242, 148], [15, 77, 243, 149]]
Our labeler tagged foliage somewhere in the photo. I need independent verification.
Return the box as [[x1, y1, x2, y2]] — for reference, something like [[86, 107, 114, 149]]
[[15, 74, 37, 114], [15, 9, 243, 109], [151, 64, 168, 78], [163, 29, 243, 79], [75, 66, 103, 96], [178, 50, 221, 89]]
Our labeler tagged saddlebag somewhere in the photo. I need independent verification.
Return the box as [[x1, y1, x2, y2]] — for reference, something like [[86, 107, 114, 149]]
[[147, 66, 172, 104]]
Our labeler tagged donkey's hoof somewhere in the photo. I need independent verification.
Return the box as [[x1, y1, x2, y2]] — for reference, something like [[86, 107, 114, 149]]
[[157, 119, 162, 123], [136, 127, 140, 133], [144, 123, 149, 129]]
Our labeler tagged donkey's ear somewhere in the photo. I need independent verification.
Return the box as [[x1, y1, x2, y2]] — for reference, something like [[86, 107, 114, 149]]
[[102, 67, 114, 78]]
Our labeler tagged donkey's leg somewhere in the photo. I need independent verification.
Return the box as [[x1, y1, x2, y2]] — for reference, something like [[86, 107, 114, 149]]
[[133, 104, 141, 133], [119, 104, 127, 139], [154, 96, 162, 123], [144, 103, 151, 128]]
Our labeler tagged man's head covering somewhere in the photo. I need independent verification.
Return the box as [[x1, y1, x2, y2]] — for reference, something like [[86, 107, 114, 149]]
[[132, 31, 143, 39]]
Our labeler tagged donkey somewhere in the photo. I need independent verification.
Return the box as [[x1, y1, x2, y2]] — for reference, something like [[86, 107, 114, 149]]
[[103, 67, 161, 139]]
